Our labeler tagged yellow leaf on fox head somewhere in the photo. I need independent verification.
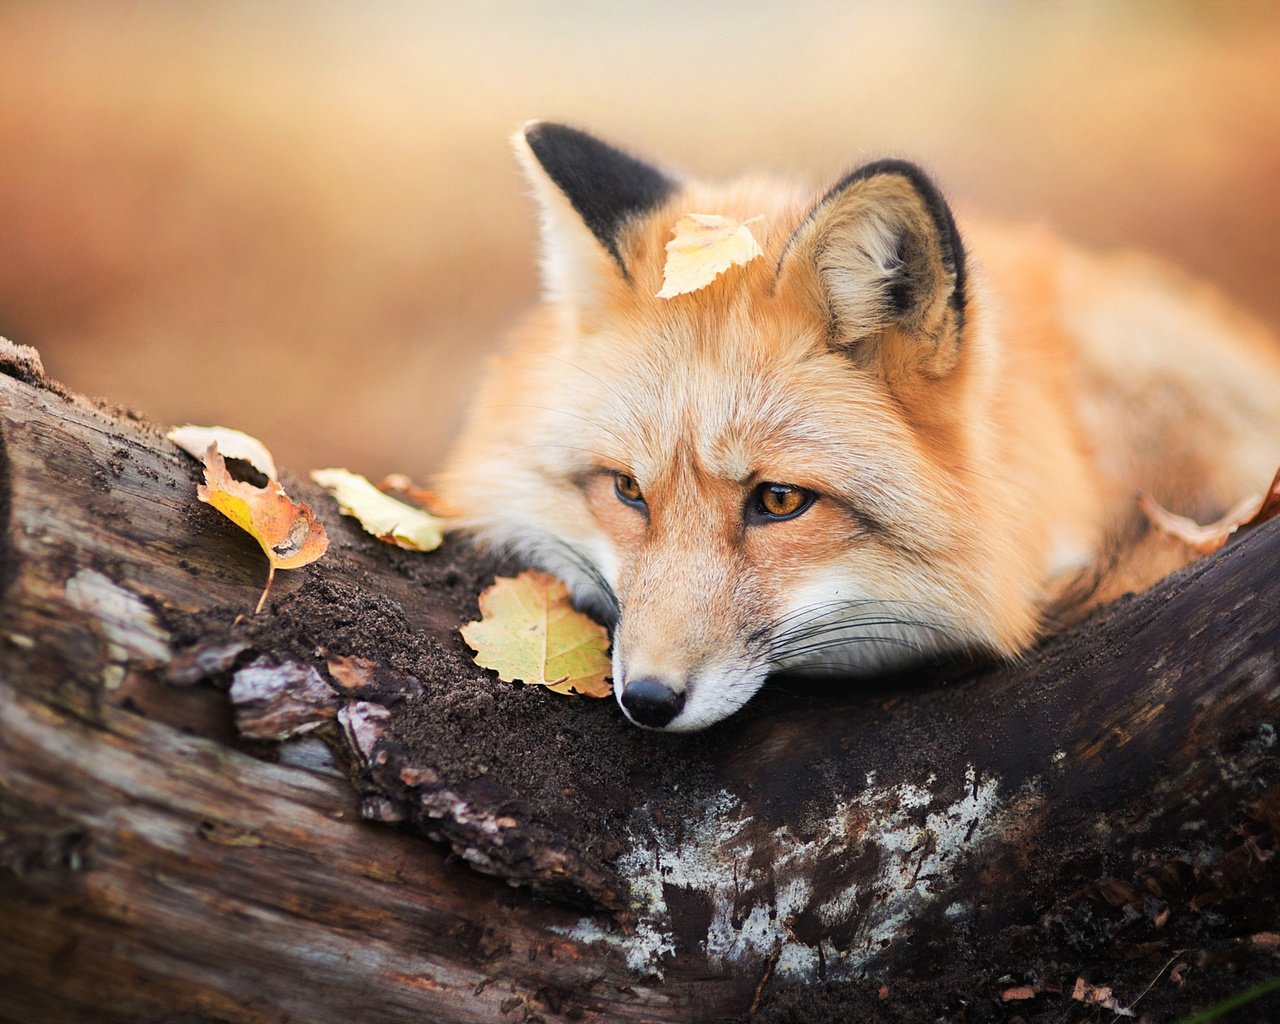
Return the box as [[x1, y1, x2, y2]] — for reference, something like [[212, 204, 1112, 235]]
[[460, 570, 611, 698], [657, 213, 764, 299], [197, 444, 329, 611]]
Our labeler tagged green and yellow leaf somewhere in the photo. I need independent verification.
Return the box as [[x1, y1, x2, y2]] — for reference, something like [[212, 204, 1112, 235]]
[[460, 570, 611, 698]]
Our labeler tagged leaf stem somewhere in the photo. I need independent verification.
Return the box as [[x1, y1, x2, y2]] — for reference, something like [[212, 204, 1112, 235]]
[[254, 563, 276, 615]]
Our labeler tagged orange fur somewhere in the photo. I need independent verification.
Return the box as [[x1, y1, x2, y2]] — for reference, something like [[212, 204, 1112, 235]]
[[439, 125, 1280, 730]]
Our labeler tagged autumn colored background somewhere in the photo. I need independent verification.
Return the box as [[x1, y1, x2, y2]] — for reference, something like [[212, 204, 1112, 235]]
[[2, 2, 1279, 479]]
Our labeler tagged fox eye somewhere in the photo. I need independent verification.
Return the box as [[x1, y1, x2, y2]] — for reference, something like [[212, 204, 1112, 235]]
[[613, 472, 646, 508], [752, 482, 815, 522]]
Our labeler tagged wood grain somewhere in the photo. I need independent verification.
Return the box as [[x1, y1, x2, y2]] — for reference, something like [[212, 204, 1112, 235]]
[[2, 345, 1277, 1023]]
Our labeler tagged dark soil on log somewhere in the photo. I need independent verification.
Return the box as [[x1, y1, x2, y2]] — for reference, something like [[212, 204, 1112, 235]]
[[6, 339, 1278, 1023], [160, 503, 729, 910], [152, 501, 1280, 1024]]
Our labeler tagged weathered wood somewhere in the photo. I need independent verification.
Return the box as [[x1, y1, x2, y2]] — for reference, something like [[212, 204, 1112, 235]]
[[0, 347, 726, 1023], [2, 341, 1278, 1024]]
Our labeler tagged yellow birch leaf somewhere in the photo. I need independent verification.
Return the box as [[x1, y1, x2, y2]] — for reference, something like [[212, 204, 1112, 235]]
[[656, 213, 764, 299], [460, 570, 612, 698], [197, 444, 329, 612], [311, 467, 444, 552], [168, 424, 279, 480]]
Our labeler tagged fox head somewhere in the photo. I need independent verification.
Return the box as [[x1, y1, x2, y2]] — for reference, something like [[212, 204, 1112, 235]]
[[441, 122, 1050, 731]]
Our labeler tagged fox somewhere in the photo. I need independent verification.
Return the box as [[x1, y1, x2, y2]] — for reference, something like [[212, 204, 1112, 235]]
[[439, 121, 1280, 732]]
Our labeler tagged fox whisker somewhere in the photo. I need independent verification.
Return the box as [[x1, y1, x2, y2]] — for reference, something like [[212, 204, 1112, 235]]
[[767, 600, 954, 647]]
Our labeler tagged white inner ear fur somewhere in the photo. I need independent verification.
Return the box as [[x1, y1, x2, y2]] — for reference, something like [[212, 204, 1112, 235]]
[[816, 207, 904, 339], [511, 131, 617, 318]]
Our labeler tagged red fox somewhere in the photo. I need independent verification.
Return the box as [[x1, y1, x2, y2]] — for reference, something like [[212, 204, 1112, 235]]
[[440, 122, 1280, 731]]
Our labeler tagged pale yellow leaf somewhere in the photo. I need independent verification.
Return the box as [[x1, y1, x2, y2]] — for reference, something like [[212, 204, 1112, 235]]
[[168, 424, 278, 480], [460, 570, 612, 698], [311, 467, 444, 551], [657, 213, 764, 299]]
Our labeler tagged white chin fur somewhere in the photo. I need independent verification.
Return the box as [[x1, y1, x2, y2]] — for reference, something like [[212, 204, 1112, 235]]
[[659, 674, 766, 731], [612, 646, 770, 732]]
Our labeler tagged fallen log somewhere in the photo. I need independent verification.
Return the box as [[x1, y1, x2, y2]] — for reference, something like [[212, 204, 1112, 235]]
[[1, 339, 1277, 1024]]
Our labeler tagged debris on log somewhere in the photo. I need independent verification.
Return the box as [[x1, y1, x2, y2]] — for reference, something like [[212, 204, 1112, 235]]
[[2, 338, 1278, 1023]]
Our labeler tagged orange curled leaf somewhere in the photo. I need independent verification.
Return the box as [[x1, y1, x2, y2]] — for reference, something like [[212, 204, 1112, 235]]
[[377, 473, 454, 515], [460, 570, 611, 698], [198, 444, 329, 612]]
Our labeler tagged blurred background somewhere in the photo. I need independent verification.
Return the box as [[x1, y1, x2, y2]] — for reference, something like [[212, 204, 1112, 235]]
[[2, 1, 1278, 478]]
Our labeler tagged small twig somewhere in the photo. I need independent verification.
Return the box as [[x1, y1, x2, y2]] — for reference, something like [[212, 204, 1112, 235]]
[[1118, 949, 1186, 1017], [748, 937, 783, 1016]]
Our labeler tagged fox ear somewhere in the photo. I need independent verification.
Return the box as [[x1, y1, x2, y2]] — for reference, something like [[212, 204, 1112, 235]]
[[514, 122, 676, 310], [779, 160, 967, 378]]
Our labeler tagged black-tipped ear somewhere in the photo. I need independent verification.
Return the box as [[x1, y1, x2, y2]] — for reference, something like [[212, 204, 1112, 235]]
[[522, 122, 676, 277], [779, 159, 968, 377]]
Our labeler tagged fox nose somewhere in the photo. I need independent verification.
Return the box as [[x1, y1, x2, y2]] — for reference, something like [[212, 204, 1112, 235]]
[[620, 677, 686, 728]]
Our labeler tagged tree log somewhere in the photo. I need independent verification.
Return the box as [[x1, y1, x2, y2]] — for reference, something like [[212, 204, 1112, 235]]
[[1, 340, 1277, 1024]]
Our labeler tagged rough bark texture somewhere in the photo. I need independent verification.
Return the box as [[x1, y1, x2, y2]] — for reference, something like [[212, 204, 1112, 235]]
[[1, 340, 1277, 1024]]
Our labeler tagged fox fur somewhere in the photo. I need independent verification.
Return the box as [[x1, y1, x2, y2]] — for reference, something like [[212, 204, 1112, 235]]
[[439, 122, 1280, 732]]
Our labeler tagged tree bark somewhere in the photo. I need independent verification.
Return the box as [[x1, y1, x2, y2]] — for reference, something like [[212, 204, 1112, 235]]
[[1, 340, 1277, 1024]]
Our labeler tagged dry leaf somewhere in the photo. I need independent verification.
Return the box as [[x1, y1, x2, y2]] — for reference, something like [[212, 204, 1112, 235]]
[[377, 472, 452, 514], [311, 467, 444, 551], [656, 213, 764, 299], [168, 424, 279, 480], [460, 570, 611, 697], [199, 444, 329, 612], [1248, 465, 1280, 530], [1070, 978, 1133, 1016], [326, 653, 423, 702], [1140, 466, 1280, 555]]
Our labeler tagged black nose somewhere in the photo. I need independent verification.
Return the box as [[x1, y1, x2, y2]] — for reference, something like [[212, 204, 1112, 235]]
[[620, 677, 686, 728]]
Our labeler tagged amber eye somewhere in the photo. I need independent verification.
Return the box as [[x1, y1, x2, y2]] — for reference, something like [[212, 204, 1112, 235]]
[[613, 472, 646, 508], [752, 482, 815, 522]]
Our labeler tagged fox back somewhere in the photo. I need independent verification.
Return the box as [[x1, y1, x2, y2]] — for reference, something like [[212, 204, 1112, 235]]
[[440, 123, 1280, 731]]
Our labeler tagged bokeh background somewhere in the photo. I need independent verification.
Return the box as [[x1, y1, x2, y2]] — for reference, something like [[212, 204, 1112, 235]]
[[2, 1, 1278, 479]]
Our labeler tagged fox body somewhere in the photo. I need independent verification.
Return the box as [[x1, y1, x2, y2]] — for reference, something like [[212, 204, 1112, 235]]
[[440, 123, 1280, 732]]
